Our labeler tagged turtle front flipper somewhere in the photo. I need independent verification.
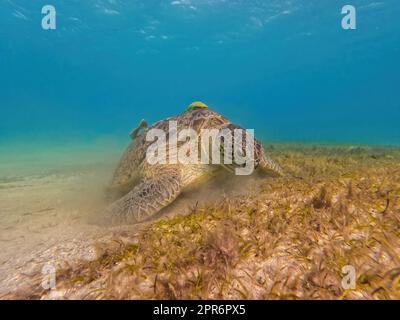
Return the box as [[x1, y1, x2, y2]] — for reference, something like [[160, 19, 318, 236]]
[[102, 170, 181, 225]]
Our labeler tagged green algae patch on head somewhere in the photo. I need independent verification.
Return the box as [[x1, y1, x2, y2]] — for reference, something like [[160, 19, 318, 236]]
[[184, 101, 209, 113]]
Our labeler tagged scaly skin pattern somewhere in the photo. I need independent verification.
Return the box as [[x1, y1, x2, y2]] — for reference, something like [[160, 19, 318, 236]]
[[103, 109, 283, 225]]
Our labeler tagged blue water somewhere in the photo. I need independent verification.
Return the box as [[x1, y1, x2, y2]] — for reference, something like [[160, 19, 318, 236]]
[[1, 0, 399, 147]]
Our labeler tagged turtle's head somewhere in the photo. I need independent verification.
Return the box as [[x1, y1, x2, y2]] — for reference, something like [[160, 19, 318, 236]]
[[184, 101, 209, 113]]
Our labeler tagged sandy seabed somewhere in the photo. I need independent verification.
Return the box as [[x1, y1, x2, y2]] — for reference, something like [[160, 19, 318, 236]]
[[0, 144, 399, 300]]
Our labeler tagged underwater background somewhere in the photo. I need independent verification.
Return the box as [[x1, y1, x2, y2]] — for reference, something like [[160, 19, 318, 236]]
[[0, 0, 400, 157], [1, 1, 400, 299]]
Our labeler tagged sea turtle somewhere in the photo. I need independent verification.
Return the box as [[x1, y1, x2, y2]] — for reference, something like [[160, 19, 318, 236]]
[[102, 102, 283, 224]]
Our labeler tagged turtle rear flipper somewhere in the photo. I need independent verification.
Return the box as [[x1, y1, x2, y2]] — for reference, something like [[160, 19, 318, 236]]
[[102, 170, 181, 224]]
